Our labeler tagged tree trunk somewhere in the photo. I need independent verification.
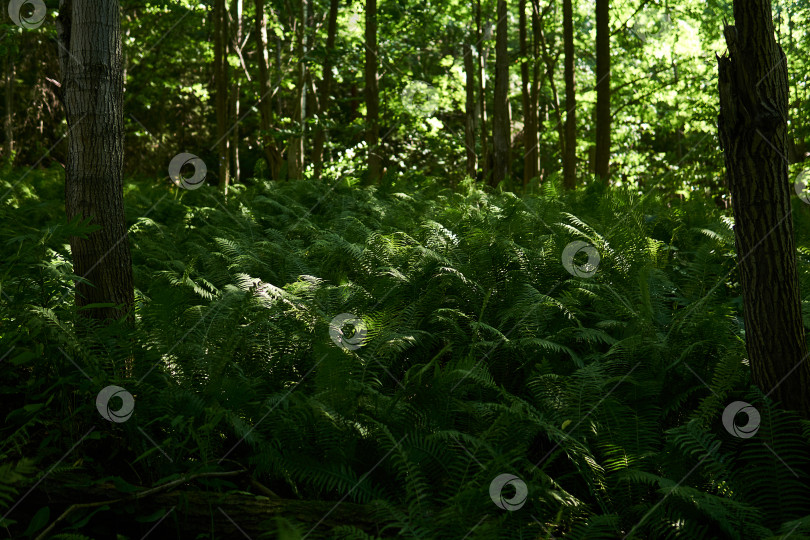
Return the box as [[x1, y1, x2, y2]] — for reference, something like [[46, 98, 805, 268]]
[[529, 0, 541, 183], [594, 0, 610, 182], [718, 0, 810, 418], [214, 0, 230, 191], [519, 0, 537, 189], [364, 0, 381, 184], [254, 0, 283, 179], [56, 0, 134, 322], [476, 0, 491, 185], [492, 0, 511, 187], [3, 56, 13, 165], [464, 40, 478, 179], [562, 0, 576, 190], [288, 0, 307, 180], [231, 0, 243, 184], [311, 0, 339, 178]]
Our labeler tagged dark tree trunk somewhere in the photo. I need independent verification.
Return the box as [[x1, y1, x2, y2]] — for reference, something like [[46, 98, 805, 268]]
[[56, 0, 134, 322], [364, 0, 381, 184], [594, 0, 610, 182], [464, 40, 478, 178], [214, 0, 230, 190], [718, 0, 810, 417], [492, 0, 511, 187], [231, 0, 243, 184], [311, 0, 339, 178], [520, 0, 537, 188], [3, 56, 13, 165], [562, 0, 576, 189], [476, 0, 491, 185], [254, 0, 283, 179]]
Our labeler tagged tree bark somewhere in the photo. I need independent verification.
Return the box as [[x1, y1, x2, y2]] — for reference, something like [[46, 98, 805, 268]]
[[476, 0, 491, 185], [718, 0, 810, 417], [288, 0, 307, 180], [231, 0, 243, 184], [56, 0, 134, 322], [464, 40, 478, 179], [214, 0, 230, 191], [492, 0, 511, 187], [254, 0, 283, 179], [594, 0, 610, 182], [562, 0, 576, 190], [311, 0, 339, 178], [364, 0, 381, 185], [519, 0, 538, 189]]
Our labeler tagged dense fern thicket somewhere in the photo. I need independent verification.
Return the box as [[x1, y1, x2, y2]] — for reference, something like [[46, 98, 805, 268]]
[[3, 168, 810, 539]]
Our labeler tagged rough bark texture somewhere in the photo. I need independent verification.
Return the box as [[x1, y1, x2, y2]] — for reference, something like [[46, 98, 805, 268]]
[[519, 0, 537, 188], [364, 0, 382, 185], [57, 0, 134, 320], [718, 0, 810, 417], [214, 0, 230, 191], [231, 0, 243, 184], [594, 0, 610, 182], [492, 0, 511, 187], [464, 41, 478, 179], [254, 0, 283, 179], [56, 0, 134, 322], [562, 0, 576, 190], [311, 0, 339, 178]]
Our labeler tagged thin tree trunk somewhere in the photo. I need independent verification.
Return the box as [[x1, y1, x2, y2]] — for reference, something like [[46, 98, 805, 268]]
[[519, 0, 537, 188], [3, 56, 13, 165], [56, 0, 134, 322], [492, 0, 510, 187], [562, 0, 576, 190], [288, 0, 307, 179], [535, 2, 564, 161], [476, 0, 491, 184], [214, 0, 230, 191], [254, 0, 283, 179], [231, 0, 243, 184], [530, 0, 541, 182], [464, 40, 478, 178], [364, 0, 381, 184], [311, 0, 339, 178], [718, 0, 810, 418], [594, 0, 610, 182]]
